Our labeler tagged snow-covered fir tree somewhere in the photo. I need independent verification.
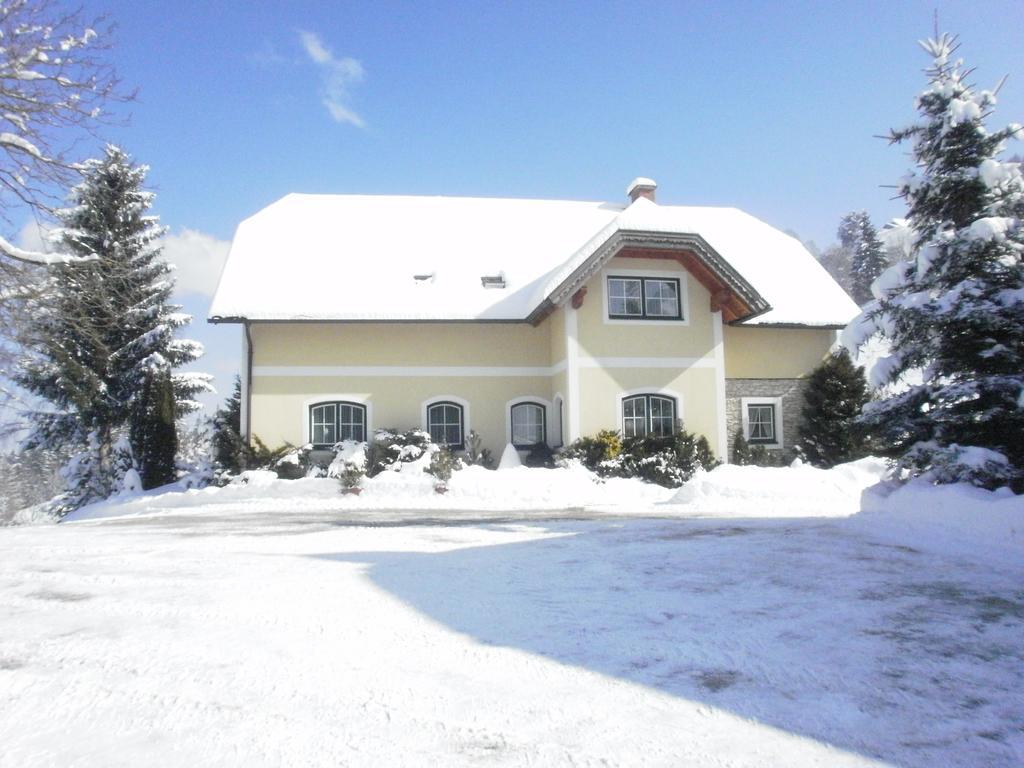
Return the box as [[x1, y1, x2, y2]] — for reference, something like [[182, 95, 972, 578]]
[[796, 349, 870, 468], [17, 145, 210, 510], [843, 34, 1024, 491], [838, 211, 889, 305]]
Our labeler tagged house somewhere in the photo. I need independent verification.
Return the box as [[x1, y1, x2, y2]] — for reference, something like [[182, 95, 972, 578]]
[[208, 179, 859, 463]]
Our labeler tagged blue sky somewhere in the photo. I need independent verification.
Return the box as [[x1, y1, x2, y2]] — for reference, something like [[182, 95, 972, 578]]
[[19, 1, 1024, 414]]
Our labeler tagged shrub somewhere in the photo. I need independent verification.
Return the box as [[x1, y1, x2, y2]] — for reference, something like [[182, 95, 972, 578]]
[[732, 430, 787, 467], [337, 462, 365, 490], [601, 431, 720, 488], [464, 431, 495, 469], [211, 376, 246, 475], [274, 443, 315, 479], [796, 349, 871, 468], [560, 429, 622, 471], [427, 446, 461, 490], [523, 442, 555, 468], [327, 441, 368, 490], [365, 429, 433, 477]]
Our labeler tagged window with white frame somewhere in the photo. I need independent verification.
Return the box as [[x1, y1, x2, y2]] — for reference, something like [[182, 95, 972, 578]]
[[622, 394, 677, 438], [607, 276, 682, 320], [309, 401, 366, 447], [510, 402, 546, 447], [741, 397, 783, 447], [426, 401, 464, 448]]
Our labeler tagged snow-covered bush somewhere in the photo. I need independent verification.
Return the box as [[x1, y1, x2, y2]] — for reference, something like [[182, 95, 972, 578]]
[[559, 430, 622, 471], [427, 446, 460, 492], [365, 429, 435, 477], [563, 429, 718, 487], [274, 444, 315, 480], [326, 440, 368, 491], [601, 432, 720, 488]]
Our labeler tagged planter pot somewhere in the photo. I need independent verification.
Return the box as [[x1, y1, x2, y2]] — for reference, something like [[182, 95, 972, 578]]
[[342, 487, 363, 496]]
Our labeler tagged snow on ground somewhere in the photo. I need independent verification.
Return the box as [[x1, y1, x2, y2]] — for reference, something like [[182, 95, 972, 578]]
[[58, 463, 678, 525], [2, 461, 1022, 766], [669, 457, 888, 517]]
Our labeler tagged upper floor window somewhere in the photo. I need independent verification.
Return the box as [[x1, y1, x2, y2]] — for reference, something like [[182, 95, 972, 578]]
[[427, 401, 465, 449], [310, 401, 366, 447], [510, 402, 546, 447], [607, 276, 682, 320], [622, 394, 677, 438]]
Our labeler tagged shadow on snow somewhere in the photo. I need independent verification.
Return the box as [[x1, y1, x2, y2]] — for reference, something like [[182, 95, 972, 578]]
[[309, 517, 1024, 768]]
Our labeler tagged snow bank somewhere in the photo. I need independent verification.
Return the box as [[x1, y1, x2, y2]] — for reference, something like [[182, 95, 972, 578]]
[[851, 479, 1024, 565], [63, 463, 674, 523], [667, 458, 889, 517]]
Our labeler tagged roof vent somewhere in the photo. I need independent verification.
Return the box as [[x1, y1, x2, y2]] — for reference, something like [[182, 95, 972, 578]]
[[481, 272, 506, 289], [626, 177, 657, 203]]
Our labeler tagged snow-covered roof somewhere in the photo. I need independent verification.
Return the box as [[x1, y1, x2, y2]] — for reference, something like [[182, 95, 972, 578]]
[[209, 193, 858, 327]]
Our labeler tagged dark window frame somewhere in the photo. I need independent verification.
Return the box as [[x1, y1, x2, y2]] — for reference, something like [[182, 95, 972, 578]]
[[309, 401, 367, 448], [621, 394, 678, 438], [607, 276, 683, 321], [746, 403, 777, 445], [510, 401, 547, 448], [426, 401, 465, 449]]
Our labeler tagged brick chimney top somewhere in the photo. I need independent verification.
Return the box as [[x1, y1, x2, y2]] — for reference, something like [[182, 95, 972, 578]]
[[626, 177, 657, 203]]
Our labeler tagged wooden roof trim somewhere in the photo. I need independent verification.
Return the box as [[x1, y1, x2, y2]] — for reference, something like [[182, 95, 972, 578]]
[[526, 232, 770, 325]]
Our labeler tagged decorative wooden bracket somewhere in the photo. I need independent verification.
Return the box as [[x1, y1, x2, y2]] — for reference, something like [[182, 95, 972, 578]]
[[571, 287, 588, 309], [710, 288, 733, 313]]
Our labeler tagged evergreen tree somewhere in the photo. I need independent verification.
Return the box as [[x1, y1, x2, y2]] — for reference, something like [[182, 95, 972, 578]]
[[844, 34, 1024, 491], [130, 369, 178, 489], [16, 145, 209, 511], [839, 211, 889, 305], [796, 349, 870, 468], [817, 243, 855, 296], [211, 375, 247, 475]]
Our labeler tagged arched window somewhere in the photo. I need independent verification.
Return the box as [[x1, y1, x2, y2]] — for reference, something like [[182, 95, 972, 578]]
[[621, 394, 676, 438], [426, 401, 464, 448], [309, 401, 367, 447], [510, 402, 546, 447]]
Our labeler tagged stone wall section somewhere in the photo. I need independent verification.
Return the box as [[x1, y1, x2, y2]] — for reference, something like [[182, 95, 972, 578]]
[[724, 378, 809, 462]]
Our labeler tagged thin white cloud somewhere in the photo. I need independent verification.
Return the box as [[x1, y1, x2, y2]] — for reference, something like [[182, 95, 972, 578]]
[[161, 229, 230, 299], [298, 30, 366, 128]]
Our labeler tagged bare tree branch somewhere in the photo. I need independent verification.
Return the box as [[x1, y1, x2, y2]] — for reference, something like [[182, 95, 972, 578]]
[[0, 0, 132, 265]]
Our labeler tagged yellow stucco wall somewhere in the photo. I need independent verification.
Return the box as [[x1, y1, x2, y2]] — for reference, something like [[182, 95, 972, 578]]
[[548, 306, 566, 367], [574, 256, 716, 360], [250, 374, 554, 458], [723, 326, 836, 378], [577, 366, 720, 453], [251, 321, 552, 367]]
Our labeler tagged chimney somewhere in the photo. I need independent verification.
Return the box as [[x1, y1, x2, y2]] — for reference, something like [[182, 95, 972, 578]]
[[626, 177, 657, 203]]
